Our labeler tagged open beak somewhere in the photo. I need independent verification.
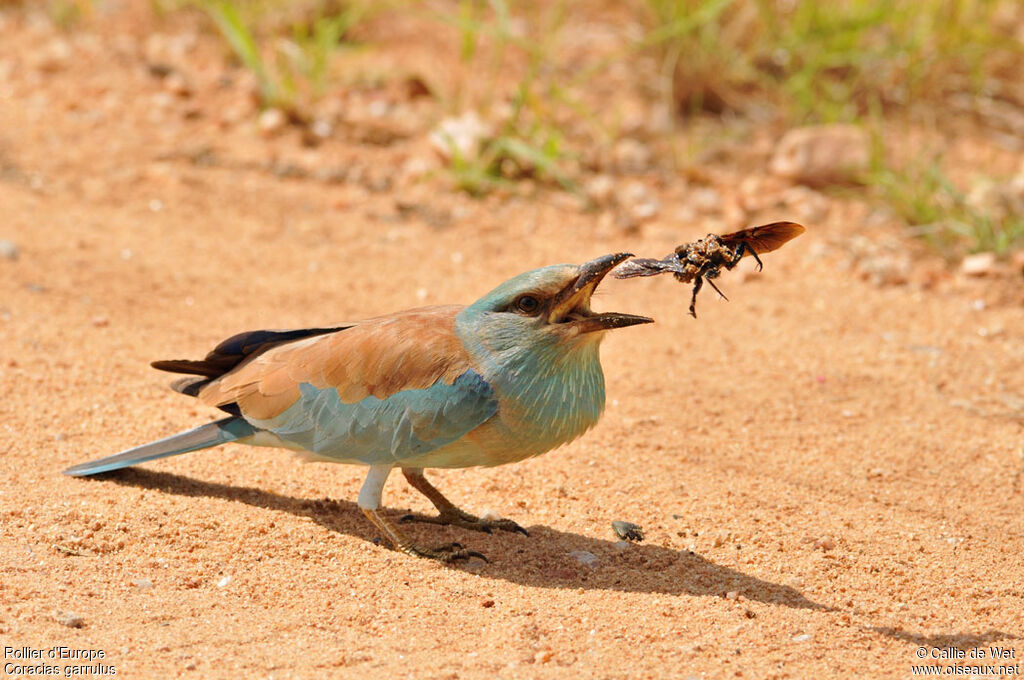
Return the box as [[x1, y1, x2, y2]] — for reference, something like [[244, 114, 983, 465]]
[[548, 253, 655, 333]]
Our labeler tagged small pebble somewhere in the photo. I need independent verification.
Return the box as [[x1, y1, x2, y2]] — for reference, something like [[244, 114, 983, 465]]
[[398, 156, 435, 183], [32, 39, 72, 73], [534, 650, 553, 664], [0, 240, 18, 260], [1010, 250, 1024, 274], [960, 252, 998, 277], [163, 71, 192, 97], [611, 520, 645, 542], [689, 186, 722, 215], [132, 578, 154, 590], [568, 550, 599, 567], [770, 124, 869, 186], [258, 108, 287, 136], [630, 198, 660, 220], [813, 536, 836, 551], [429, 112, 491, 162], [792, 633, 812, 642], [481, 599, 495, 608], [367, 99, 389, 118], [857, 255, 910, 286], [584, 174, 615, 206], [780, 185, 829, 224], [217, 576, 231, 588], [310, 118, 333, 140], [57, 611, 84, 628], [621, 181, 660, 221], [612, 138, 652, 174]]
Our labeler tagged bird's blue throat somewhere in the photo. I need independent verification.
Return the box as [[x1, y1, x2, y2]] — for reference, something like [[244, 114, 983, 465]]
[[454, 310, 607, 453]]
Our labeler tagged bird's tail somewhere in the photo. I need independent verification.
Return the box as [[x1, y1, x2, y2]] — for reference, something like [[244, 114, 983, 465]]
[[62, 416, 257, 476]]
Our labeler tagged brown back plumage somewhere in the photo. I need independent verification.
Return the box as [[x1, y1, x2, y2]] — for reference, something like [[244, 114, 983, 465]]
[[152, 326, 352, 412], [159, 306, 476, 421]]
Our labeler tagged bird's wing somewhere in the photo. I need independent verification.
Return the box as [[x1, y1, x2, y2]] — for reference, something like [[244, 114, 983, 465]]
[[196, 306, 498, 463], [152, 326, 353, 378], [153, 326, 354, 412]]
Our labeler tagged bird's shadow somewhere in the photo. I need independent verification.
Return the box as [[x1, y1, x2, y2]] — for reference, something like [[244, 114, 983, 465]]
[[88, 468, 825, 610], [74, 470, 1022, 651], [867, 628, 1018, 650]]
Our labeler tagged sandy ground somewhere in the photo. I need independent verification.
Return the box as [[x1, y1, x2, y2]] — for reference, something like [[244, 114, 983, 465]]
[[2, 7, 1023, 679]]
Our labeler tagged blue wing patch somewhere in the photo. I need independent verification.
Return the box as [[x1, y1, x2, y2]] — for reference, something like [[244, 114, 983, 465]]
[[245, 370, 498, 464]]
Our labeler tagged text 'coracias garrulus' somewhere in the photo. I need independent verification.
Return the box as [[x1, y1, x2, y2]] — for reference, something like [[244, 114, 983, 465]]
[[64, 253, 653, 562]]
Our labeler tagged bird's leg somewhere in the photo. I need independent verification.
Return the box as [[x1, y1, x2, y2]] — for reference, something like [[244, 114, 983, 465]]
[[358, 464, 486, 563], [360, 508, 486, 563], [400, 468, 529, 536]]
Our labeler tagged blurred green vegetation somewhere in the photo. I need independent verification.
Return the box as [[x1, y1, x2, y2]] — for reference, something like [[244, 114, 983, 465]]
[[6, 0, 1019, 254], [0, 0, 93, 27], [873, 159, 1024, 256], [208, 0, 1024, 253], [433, 0, 579, 194], [197, 0, 372, 117], [643, 0, 1020, 123]]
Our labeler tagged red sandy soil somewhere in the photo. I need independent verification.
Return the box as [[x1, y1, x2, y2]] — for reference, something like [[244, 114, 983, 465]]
[[1, 6, 1022, 679]]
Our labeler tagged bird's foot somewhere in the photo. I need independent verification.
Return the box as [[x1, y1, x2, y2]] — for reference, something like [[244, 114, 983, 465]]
[[401, 508, 530, 536], [399, 540, 489, 564], [362, 507, 488, 564]]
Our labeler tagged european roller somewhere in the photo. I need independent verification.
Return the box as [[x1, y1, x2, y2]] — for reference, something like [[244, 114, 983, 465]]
[[64, 253, 653, 562]]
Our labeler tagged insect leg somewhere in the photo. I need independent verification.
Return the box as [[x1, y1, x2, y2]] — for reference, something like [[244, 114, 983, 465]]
[[705, 277, 729, 302], [689, 276, 703, 318], [737, 242, 764, 271]]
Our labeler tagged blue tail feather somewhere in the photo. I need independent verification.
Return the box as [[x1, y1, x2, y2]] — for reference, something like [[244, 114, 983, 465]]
[[63, 417, 256, 476]]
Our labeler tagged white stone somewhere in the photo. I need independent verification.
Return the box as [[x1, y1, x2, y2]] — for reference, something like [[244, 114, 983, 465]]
[[258, 108, 287, 135], [568, 550, 599, 567], [770, 124, 869, 185], [961, 252, 998, 277], [429, 112, 492, 162]]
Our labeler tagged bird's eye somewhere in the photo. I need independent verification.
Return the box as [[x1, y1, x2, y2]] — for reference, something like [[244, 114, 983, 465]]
[[514, 295, 541, 315]]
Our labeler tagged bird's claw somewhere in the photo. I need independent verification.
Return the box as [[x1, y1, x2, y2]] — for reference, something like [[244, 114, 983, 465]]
[[491, 518, 530, 537], [401, 541, 489, 564], [400, 509, 529, 537]]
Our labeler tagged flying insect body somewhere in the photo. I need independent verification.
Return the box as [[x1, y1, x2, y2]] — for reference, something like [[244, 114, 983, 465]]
[[614, 221, 805, 318]]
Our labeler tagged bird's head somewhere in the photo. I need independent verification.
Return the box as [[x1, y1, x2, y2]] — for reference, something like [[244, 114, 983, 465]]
[[457, 253, 653, 359]]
